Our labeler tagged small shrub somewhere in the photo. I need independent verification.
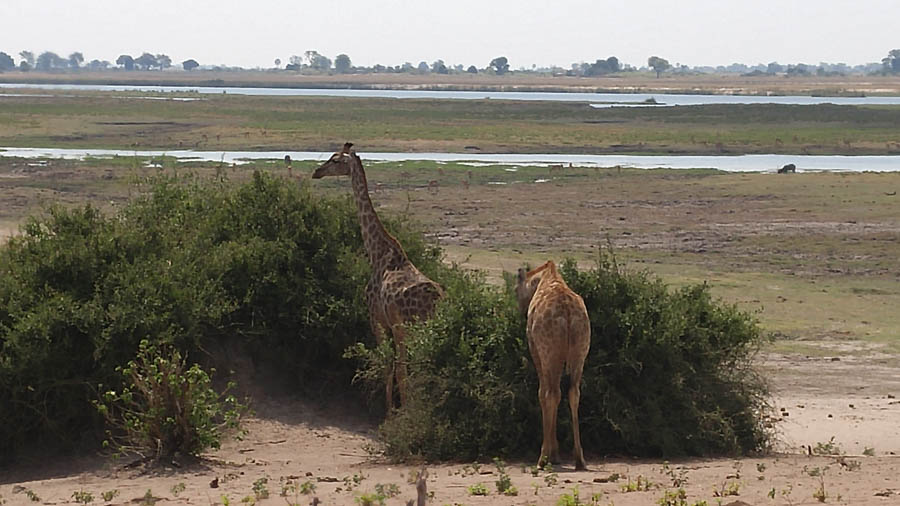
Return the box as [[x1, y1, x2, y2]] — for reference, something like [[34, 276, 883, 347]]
[[374, 483, 401, 498], [812, 437, 842, 456], [71, 490, 94, 504], [468, 483, 489, 496], [95, 339, 246, 460], [101, 489, 119, 502], [252, 477, 269, 499]]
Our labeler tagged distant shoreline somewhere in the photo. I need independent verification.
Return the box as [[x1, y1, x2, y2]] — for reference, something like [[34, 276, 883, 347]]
[[2, 70, 899, 96]]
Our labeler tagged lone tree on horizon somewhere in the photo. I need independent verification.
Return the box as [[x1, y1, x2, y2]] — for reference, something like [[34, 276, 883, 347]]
[[182, 59, 199, 71], [334, 53, 352, 73], [489, 56, 509, 75], [116, 54, 134, 71], [883, 49, 900, 74], [648, 56, 671, 78]]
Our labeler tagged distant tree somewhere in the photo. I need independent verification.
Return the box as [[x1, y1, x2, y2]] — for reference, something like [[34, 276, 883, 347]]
[[19, 50, 35, 67], [373, 63, 386, 72], [584, 56, 620, 76], [431, 59, 448, 74], [116, 54, 135, 71], [334, 53, 352, 73], [647, 56, 671, 78], [766, 62, 784, 74], [156, 54, 172, 70], [489, 56, 509, 75], [467, 65, 478, 73], [182, 59, 200, 71], [36, 51, 67, 71], [87, 59, 110, 70], [0, 52, 15, 71], [68, 52, 84, 69], [19, 61, 31, 71], [400, 62, 414, 72], [304, 50, 331, 71], [274, 58, 281, 68], [786, 63, 811, 76], [416, 61, 429, 73], [882, 49, 900, 74], [135, 52, 158, 70]]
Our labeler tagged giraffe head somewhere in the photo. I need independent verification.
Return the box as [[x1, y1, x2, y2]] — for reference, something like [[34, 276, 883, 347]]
[[515, 266, 541, 315], [312, 142, 356, 178]]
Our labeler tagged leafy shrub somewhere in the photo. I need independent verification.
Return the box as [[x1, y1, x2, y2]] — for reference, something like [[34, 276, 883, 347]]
[[95, 339, 246, 459], [371, 251, 771, 460], [0, 171, 436, 461]]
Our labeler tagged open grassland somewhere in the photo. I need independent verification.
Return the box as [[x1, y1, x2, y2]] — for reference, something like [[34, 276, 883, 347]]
[[3, 69, 900, 96], [3, 91, 900, 154], [3, 155, 898, 354]]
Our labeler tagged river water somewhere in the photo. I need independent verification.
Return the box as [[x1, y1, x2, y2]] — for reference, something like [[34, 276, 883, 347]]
[[2, 83, 900, 106], [3, 147, 900, 173]]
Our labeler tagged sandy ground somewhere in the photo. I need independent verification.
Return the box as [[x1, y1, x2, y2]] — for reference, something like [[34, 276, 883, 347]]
[[2, 349, 900, 505]]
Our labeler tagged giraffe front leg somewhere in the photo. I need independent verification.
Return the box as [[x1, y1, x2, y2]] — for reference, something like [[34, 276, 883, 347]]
[[392, 325, 409, 407]]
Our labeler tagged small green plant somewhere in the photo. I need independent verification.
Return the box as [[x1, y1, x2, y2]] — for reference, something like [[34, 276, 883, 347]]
[[556, 486, 581, 506], [24, 489, 40, 502], [300, 480, 316, 495], [713, 481, 740, 497], [101, 489, 119, 502], [343, 472, 367, 492], [812, 437, 842, 456], [544, 472, 559, 487], [240, 496, 256, 505], [468, 483, 489, 496], [756, 463, 767, 473], [252, 477, 269, 499], [355, 492, 383, 506], [621, 475, 653, 492], [171, 482, 186, 496], [807, 465, 831, 502], [95, 340, 247, 460], [374, 483, 401, 499], [863, 446, 876, 456], [494, 457, 516, 495], [139, 489, 158, 506], [221, 495, 231, 506], [72, 490, 94, 504]]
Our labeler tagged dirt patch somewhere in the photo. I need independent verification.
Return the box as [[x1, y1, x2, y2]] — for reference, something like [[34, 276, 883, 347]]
[[3, 353, 900, 506]]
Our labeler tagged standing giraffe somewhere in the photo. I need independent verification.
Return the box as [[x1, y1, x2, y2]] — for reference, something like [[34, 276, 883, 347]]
[[516, 260, 591, 470], [312, 143, 444, 410]]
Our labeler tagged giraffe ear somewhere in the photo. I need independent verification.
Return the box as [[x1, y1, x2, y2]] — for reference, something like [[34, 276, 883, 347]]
[[341, 142, 354, 154], [517, 267, 527, 282]]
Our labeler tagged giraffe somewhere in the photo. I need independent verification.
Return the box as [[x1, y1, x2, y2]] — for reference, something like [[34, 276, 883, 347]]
[[516, 260, 591, 470], [312, 143, 444, 410]]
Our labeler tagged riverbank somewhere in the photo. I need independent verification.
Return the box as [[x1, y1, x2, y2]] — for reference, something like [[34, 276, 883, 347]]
[[2, 70, 900, 96], [2, 92, 900, 155]]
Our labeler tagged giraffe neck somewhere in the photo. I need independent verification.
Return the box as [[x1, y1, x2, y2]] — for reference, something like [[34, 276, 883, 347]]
[[348, 156, 407, 273]]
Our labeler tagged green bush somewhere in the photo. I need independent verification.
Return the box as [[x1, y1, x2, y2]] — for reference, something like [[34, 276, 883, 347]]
[[0, 171, 437, 462], [372, 252, 771, 460], [95, 339, 246, 459]]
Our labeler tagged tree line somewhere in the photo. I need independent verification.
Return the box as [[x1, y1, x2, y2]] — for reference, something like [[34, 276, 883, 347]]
[[2, 49, 899, 77]]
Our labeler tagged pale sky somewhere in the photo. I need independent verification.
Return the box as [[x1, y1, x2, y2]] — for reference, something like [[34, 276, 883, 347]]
[[2, 0, 896, 69]]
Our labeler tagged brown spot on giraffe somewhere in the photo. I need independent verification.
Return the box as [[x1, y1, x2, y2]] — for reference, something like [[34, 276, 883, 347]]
[[516, 260, 590, 470], [312, 143, 444, 411]]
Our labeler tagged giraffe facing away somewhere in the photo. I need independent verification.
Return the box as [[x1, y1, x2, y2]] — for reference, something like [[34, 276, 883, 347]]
[[312, 143, 444, 410], [516, 260, 591, 470]]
